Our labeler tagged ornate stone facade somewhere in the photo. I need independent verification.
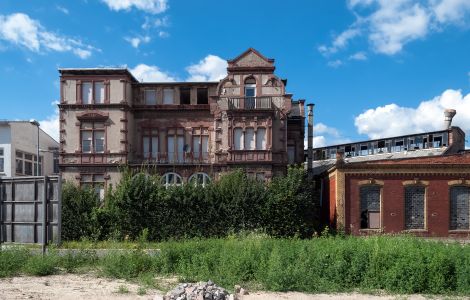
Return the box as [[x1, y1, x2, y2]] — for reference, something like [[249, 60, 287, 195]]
[[58, 48, 305, 190]]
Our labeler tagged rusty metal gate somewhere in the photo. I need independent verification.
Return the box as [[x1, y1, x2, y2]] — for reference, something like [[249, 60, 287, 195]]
[[0, 176, 61, 252]]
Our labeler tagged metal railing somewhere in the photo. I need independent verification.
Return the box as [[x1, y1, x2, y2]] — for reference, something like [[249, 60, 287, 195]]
[[227, 96, 273, 110], [142, 152, 210, 164]]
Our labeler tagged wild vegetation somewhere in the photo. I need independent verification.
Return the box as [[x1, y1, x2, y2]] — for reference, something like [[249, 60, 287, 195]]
[[1, 235, 469, 295], [62, 167, 319, 241]]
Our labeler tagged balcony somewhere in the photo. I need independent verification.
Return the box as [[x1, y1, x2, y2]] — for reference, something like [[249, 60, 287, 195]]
[[139, 152, 210, 164], [227, 97, 274, 110]]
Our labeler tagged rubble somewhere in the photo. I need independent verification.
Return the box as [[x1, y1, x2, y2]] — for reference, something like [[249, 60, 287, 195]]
[[163, 281, 231, 300]]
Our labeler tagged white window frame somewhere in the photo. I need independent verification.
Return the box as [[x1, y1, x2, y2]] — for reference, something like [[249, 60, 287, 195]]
[[161, 172, 183, 188], [189, 172, 211, 187]]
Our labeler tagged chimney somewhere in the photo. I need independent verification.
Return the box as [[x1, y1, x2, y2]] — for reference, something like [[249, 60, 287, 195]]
[[444, 109, 456, 129], [307, 103, 315, 178]]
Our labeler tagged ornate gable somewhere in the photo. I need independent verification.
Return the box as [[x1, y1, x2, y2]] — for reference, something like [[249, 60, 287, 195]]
[[227, 48, 275, 73]]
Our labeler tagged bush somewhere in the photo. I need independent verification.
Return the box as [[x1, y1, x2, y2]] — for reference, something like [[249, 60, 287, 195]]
[[61, 183, 101, 241], [0, 248, 30, 277], [101, 250, 154, 279], [23, 253, 58, 276]]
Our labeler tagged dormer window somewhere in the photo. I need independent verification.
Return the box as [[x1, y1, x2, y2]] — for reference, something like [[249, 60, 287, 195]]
[[81, 81, 105, 104]]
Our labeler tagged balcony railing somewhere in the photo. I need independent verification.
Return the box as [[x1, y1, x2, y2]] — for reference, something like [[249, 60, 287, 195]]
[[227, 96, 273, 110], [141, 152, 210, 164]]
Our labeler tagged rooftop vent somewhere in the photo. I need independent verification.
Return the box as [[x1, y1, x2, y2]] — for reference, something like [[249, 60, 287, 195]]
[[444, 109, 456, 129]]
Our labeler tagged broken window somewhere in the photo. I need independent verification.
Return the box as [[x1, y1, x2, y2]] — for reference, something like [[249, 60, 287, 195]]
[[377, 140, 386, 153], [360, 145, 368, 156], [360, 186, 381, 229], [450, 186, 470, 230], [197, 88, 208, 104], [404, 186, 425, 230], [180, 87, 191, 105], [433, 136, 443, 148]]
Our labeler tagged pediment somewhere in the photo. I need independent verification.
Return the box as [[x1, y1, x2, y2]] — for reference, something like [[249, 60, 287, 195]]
[[228, 48, 275, 71], [76, 111, 109, 121]]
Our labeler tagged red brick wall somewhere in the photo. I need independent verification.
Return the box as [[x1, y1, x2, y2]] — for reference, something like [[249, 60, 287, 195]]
[[345, 174, 470, 237]]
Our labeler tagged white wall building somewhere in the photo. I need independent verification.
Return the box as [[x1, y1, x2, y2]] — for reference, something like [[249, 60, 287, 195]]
[[0, 121, 59, 178]]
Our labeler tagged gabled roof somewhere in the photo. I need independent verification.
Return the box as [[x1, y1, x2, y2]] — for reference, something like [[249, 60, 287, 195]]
[[227, 48, 274, 64]]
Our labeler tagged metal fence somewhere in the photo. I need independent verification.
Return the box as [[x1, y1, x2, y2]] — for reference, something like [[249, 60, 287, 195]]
[[0, 175, 61, 252]]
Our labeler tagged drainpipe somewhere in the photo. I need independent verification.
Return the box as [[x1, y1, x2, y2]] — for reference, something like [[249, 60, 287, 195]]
[[307, 103, 315, 179]]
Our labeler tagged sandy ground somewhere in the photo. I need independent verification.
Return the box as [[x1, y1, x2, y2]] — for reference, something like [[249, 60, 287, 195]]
[[0, 274, 463, 300], [0, 274, 163, 300]]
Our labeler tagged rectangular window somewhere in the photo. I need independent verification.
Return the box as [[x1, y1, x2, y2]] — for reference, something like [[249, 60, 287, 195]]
[[180, 87, 191, 105], [360, 186, 381, 229], [0, 148, 4, 173], [163, 88, 174, 104], [94, 82, 105, 104], [234, 128, 243, 150], [14, 150, 42, 176], [144, 90, 157, 105], [53, 150, 59, 174], [450, 186, 470, 230], [404, 186, 425, 230], [167, 128, 184, 163], [197, 88, 208, 104], [244, 128, 255, 150], [82, 82, 93, 104], [142, 130, 159, 160], [256, 128, 267, 150], [80, 174, 105, 200], [287, 146, 295, 164], [192, 127, 209, 161], [81, 122, 105, 153]]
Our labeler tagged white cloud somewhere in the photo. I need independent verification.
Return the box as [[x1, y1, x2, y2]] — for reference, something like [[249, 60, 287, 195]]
[[101, 0, 168, 14], [124, 35, 151, 48], [354, 89, 470, 139], [142, 15, 169, 29], [130, 64, 177, 82], [368, 1, 430, 55], [319, 27, 361, 56], [321, 0, 470, 58], [186, 55, 227, 81], [158, 31, 169, 38], [38, 101, 60, 142], [349, 51, 367, 60], [56, 5, 69, 15], [327, 59, 343, 68], [432, 0, 470, 23], [314, 123, 341, 137], [304, 123, 351, 149], [0, 13, 97, 59]]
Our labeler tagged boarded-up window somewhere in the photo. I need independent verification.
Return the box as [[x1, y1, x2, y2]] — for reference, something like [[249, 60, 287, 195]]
[[450, 186, 470, 230], [404, 186, 425, 229], [234, 128, 243, 150], [360, 185, 381, 229], [256, 128, 266, 150], [244, 128, 255, 150]]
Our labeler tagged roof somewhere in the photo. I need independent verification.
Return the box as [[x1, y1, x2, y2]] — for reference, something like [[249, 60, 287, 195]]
[[0, 120, 59, 143], [311, 147, 451, 175], [58, 68, 138, 82]]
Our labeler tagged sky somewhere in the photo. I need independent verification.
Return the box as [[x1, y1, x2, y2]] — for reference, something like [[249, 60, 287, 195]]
[[0, 0, 469, 148]]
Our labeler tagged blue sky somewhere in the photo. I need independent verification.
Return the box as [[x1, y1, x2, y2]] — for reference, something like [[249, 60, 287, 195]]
[[0, 0, 469, 147]]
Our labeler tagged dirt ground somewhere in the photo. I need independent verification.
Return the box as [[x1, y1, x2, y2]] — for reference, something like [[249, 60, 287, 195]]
[[0, 274, 460, 300]]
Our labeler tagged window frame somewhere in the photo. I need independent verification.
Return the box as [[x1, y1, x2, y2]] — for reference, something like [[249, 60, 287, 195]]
[[15, 150, 43, 176], [0, 147, 4, 173], [80, 173, 106, 200], [161, 172, 183, 188], [142, 127, 159, 160], [179, 87, 191, 105], [144, 89, 157, 105], [192, 127, 209, 162], [80, 122, 106, 154], [404, 185, 426, 230], [188, 172, 211, 187], [449, 185, 470, 231], [196, 88, 208, 104], [163, 88, 174, 104], [359, 185, 382, 230], [80, 81, 107, 104]]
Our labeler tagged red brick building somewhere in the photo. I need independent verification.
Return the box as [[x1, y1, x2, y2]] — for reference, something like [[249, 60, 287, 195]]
[[313, 126, 470, 237]]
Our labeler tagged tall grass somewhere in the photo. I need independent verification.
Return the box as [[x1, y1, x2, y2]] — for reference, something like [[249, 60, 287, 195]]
[[1, 236, 469, 295]]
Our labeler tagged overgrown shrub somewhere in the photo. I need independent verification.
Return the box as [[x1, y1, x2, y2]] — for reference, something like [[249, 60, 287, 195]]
[[61, 183, 100, 241], [0, 248, 30, 277]]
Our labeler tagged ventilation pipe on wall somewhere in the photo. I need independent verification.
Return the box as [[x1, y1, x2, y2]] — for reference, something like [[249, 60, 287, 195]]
[[444, 109, 456, 129], [307, 103, 315, 179]]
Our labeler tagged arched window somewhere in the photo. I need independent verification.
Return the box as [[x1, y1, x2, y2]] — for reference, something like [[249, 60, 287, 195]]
[[161, 172, 183, 188], [244, 77, 256, 99], [189, 172, 211, 187]]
